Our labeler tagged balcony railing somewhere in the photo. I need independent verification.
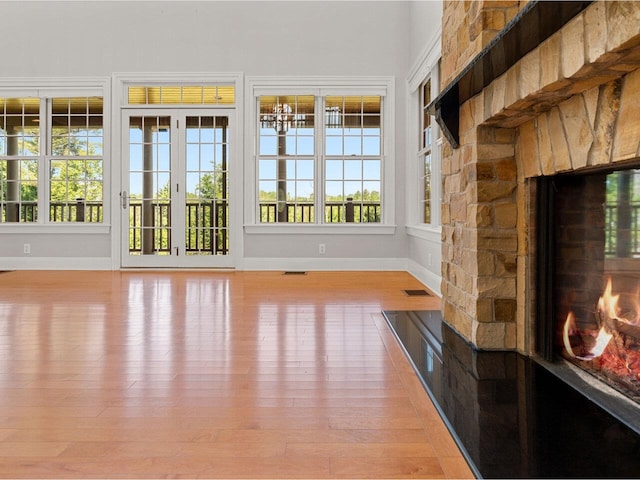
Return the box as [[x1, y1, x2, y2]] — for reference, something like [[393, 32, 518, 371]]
[[1, 198, 380, 254], [1, 200, 103, 223], [605, 204, 640, 257], [7, 201, 640, 257], [51, 200, 104, 223], [259, 199, 381, 223], [128, 201, 228, 255]]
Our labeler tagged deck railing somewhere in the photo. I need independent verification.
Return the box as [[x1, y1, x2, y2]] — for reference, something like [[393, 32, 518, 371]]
[[259, 199, 381, 223], [7, 201, 640, 257], [4, 200, 381, 225], [128, 200, 229, 255], [50, 200, 104, 223], [1, 200, 103, 223], [3, 198, 379, 255], [605, 204, 640, 257]]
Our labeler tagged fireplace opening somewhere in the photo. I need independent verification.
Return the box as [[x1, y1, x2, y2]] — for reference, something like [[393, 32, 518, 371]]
[[537, 165, 640, 408]]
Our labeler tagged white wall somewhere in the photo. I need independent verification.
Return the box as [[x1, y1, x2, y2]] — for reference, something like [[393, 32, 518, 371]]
[[405, 0, 443, 294], [1, 1, 410, 77], [0, 0, 444, 274], [408, 1, 443, 64]]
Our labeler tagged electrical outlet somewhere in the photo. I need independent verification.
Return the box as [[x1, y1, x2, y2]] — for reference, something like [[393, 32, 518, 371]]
[[24, 243, 31, 255], [319, 243, 326, 255]]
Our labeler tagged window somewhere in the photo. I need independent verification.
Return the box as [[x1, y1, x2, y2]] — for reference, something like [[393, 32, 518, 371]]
[[0, 94, 104, 224], [0, 98, 40, 222], [258, 95, 315, 223], [325, 96, 381, 223], [421, 79, 432, 224], [49, 97, 104, 223], [414, 65, 441, 228], [256, 86, 386, 225]]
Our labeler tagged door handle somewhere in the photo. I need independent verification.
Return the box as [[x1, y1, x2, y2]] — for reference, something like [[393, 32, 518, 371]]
[[120, 191, 129, 210]]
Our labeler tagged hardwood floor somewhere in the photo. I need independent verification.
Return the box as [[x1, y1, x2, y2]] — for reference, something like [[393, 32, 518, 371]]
[[0, 270, 474, 479]]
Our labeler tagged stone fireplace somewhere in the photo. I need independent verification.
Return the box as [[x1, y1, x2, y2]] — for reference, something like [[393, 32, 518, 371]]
[[436, 0, 640, 405]]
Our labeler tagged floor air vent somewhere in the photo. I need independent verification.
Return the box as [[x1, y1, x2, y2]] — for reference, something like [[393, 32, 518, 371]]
[[283, 271, 307, 275], [403, 289, 431, 297]]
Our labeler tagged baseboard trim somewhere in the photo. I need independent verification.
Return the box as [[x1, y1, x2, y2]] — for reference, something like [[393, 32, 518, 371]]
[[407, 259, 441, 297], [0, 257, 442, 289], [0, 257, 112, 270], [243, 257, 408, 271]]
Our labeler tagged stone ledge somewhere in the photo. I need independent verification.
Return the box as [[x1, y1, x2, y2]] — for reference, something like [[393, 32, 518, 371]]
[[481, 1, 640, 130], [517, 69, 640, 178]]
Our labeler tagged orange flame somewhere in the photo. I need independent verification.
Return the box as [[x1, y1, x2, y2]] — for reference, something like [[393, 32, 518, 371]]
[[597, 276, 640, 326], [563, 311, 613, 360], [597, 277, 620, 321], [563, 311, 578, 358], [564, 277, 619, 360], [632, 284, 640, 325]]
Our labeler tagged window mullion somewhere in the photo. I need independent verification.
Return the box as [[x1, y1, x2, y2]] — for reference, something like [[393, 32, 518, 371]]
[[316, 95, 324, 225], [40, 98, 50, 224], [44, 98, 52, 156], [379, 96, 385, 224], [253, 97, 259, 224]]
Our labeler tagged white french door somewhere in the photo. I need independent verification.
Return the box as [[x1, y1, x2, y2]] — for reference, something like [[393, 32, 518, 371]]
[[121, 109, 234, 268]]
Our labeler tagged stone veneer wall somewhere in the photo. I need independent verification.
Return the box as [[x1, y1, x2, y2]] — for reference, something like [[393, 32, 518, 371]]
[[441, 0, 529, 86], [440, 1, 640, 351]]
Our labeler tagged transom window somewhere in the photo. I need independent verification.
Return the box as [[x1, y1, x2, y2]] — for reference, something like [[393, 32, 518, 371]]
[[127, 85, 235, 105], [257, 92, 383, 224], [0, 95, 104, 223]]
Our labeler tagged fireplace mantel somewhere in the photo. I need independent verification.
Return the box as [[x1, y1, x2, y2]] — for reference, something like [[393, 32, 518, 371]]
[[430, 0, 593, 148]]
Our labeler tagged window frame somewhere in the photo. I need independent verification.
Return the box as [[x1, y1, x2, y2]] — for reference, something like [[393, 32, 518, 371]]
[[406, 41, 442, 239], [418, 77, 440, 226], [47, 96, 105, 224], [257, 94, 317, 224], [0, 78, 110, 234], [245, 77, 395, 235]]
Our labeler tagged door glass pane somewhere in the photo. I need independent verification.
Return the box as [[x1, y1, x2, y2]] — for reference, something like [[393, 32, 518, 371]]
[[185, 116, 229, 256], [128, 116, 171, 255]]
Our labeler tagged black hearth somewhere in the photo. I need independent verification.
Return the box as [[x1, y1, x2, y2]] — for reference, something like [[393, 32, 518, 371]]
[[384, 309, 640, 479]]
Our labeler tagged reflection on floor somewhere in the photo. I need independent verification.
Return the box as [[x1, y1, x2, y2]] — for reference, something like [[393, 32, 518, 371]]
[[383, 310, 640, 479], [0, 270, 473, 479]]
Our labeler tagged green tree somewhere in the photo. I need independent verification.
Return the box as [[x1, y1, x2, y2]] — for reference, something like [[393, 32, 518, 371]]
[[194, 164, 225, 201], [22, 127, 103, 204]]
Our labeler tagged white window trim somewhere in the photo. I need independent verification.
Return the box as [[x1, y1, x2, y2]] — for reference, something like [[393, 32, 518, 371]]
[[406, 32, 442, 235], [0, 77, 111, 234], [407, 26, 441, 93], [245, 76, 395, 234]]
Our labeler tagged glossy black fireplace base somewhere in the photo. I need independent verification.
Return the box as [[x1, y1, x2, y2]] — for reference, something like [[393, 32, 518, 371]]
[[383, 310, 640, 479]]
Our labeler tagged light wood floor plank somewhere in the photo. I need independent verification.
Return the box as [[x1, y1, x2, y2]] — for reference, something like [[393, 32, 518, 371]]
[[0, 270, 474, 478]]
